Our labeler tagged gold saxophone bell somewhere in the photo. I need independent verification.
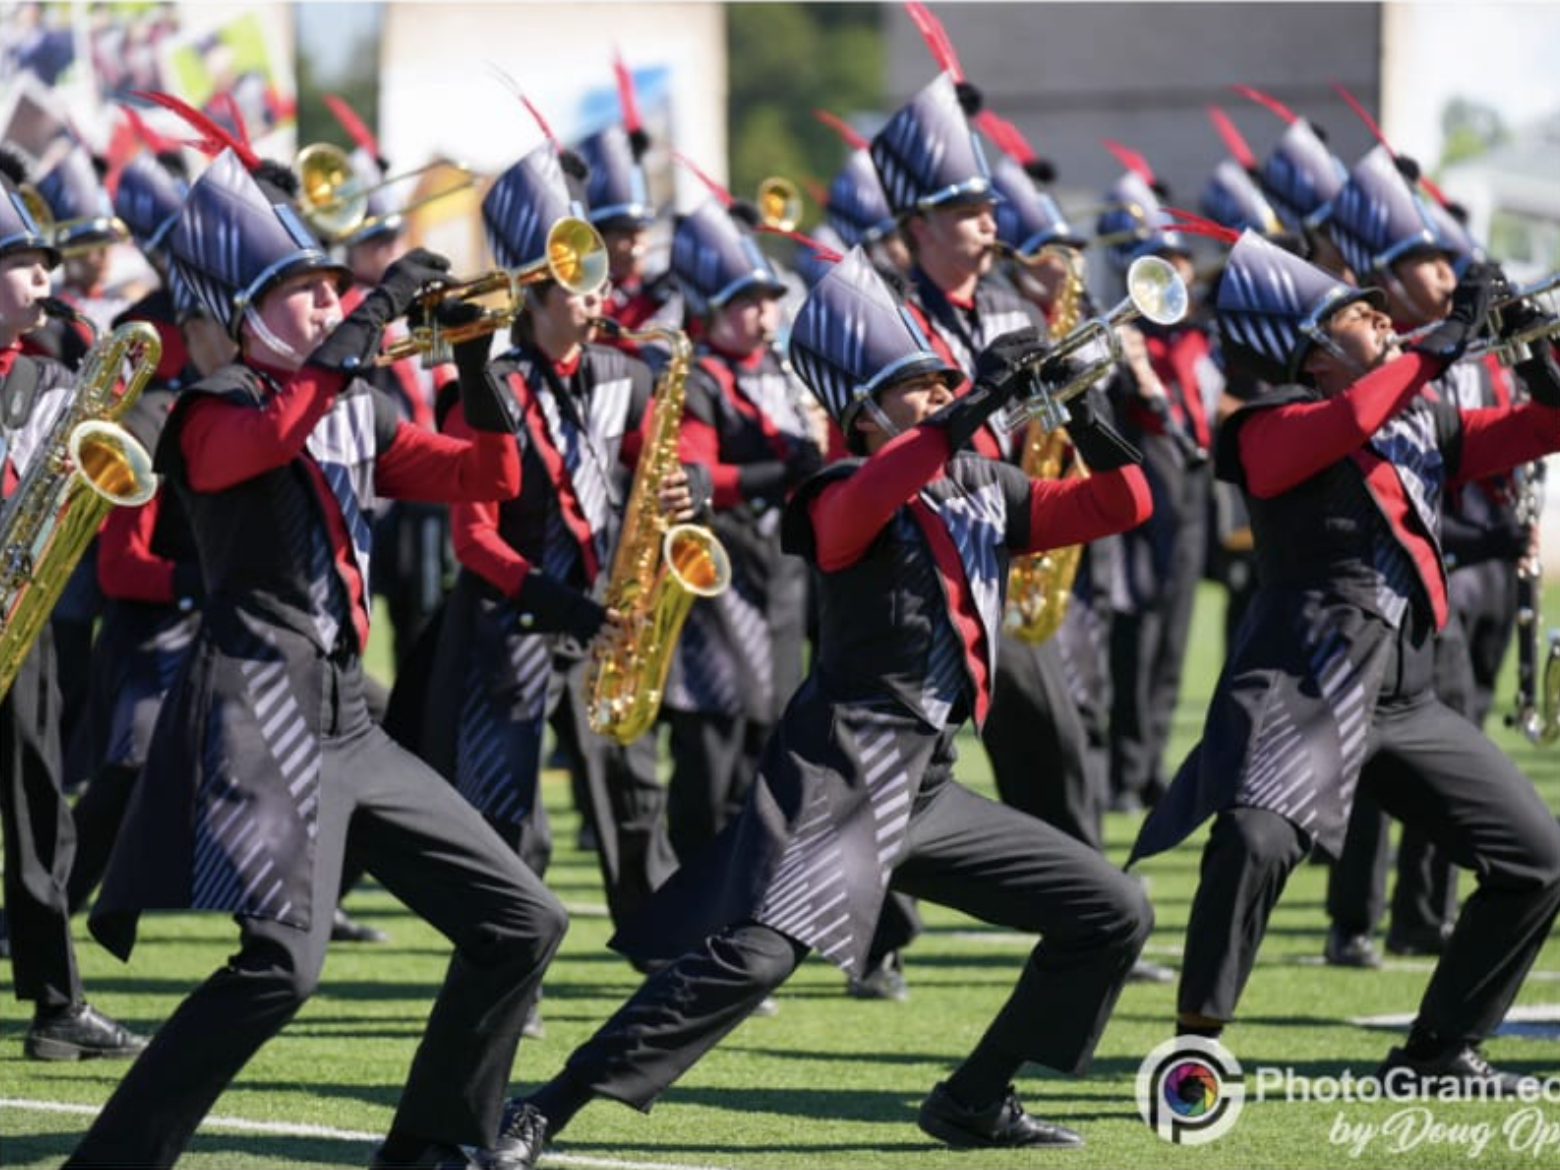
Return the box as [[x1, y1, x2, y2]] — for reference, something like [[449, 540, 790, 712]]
[[375, 216, 609, 368], [997, 254, 1190, 432], [295, 141, 477, 241], [757, 176, 802, 233]]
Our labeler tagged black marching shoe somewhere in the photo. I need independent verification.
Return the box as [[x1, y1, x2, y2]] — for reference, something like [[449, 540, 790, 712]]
[[332, 907, 390, 943], [847, 952, 909, 1002], [25, 1002, 148, 1061], [367, 1140, 483, 1169], [1127, 958, 1176, 984], [1324, 926, 1382, 969], [917, 1082, 1083, 1149], [1377, 1043, 1540, 1098], [488, 1100, 549, 1170]]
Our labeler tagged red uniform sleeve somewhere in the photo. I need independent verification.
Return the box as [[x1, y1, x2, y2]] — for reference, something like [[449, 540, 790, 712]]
[[1454, 402, 1560, 485], [678, 415, 743, 505], [1237, 352, 1442, 499], [375, 416, 520, 503], [808, 425, 953, 571], [180, 366, 345, 492], [96, 495, 175, 603], [442, 401, 529, 597], [1019, 465, 1152, 552]]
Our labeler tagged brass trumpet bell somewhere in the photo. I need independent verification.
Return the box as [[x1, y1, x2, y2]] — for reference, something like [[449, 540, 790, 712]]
[[757, 176, 802, 233]]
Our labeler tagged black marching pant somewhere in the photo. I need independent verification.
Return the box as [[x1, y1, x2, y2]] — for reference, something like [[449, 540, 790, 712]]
[[556, 779, 1152, 1110], [984, 634, 1101, 850], [67, 658, 568, 1168], [1326, 791, 1457, 939], [1180, 690, 1560, 1037], [664, 710, 766, 863], [0, 628, 81, 1011]]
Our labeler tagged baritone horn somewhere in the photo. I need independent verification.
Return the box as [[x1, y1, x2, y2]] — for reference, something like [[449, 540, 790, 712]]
[[757, 176, 802, 233], [295, 142, 477, 241], [995, 253, 1189, 431], [375, 216, 609, 368]]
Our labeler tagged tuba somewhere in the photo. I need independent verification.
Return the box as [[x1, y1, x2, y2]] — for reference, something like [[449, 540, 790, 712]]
[[0, 317, 161, 701], [1004, 248, 1089, 643], [585, 322, 732, 743]]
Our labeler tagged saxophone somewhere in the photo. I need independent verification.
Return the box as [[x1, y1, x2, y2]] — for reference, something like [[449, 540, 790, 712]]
[[1003, 250, 1090, 644], [0, 317, 161, 700], [1506, 459, 1560, 744], [585, 322, 732, 744]]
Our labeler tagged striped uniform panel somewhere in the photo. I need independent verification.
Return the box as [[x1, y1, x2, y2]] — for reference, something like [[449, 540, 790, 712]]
[[739, 363, 811, 441], [306, 392, 380, 606], [1365, 400, 1444, 624], [892, 511, 965, 728], [454, 622, 550, 822], [923, 478, 1009, 696], [190, 629, 317, 922], [532, 374, 632, 575], [1241, 607, 1373, 832], [756, 711, 911, 974]]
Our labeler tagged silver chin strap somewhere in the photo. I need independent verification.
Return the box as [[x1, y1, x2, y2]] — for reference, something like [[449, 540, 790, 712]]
[[242, 304, 305, 364], [860, 396, 901, 440], [1303, 325, 1371, 379]]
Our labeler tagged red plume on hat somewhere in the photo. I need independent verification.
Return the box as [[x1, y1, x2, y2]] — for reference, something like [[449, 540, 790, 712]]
[[1331, 80, 1451, 208], [903, 1, 982, 114], [814, 108, 869, 152], [611, 46, 651, 160], [1206, 105, 1258, 171], [323, 92, 387, 171], [132, 90, 261, 172], [1162, 206, 1241, 245], [1231, 83, 1300, 126]]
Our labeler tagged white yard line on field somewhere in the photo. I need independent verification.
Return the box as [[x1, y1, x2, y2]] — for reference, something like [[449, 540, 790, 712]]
[[0, 1098, 742, 1170]]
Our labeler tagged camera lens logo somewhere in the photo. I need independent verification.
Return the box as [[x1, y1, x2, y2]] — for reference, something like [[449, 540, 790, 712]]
[[1136, 1036, 1245, 1144]]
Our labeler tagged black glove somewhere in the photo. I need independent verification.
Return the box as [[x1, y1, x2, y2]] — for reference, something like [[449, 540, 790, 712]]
[[1516, 341, 1560, 408], [305, 248, 453, 373], [514, 570, 609, 642], [1409, 262, 1499, 362], [377, 247, 454, 320], [736, 460, 787, 500], [1063, 385, 1142, 471], [929, 328, 1051, 452], [442, 301, 509, 432], [782, 442, 825, 488], [973, 326, 1051, 401]]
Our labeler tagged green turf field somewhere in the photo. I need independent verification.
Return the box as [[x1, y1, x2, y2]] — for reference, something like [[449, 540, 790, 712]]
[[6, 583, 1560, 1169]]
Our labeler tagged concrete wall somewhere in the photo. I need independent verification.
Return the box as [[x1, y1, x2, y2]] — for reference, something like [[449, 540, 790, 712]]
[[884, 3, 1384, 220]]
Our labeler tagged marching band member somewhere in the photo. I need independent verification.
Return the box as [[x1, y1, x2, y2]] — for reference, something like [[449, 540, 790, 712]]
[[491, 245, 1155, 1167], [1094, 148, 1218, 815], [66, 150, 216, 914], [1132, 227, 1560, 1094], [661, 189, 819, 862], [410, 132, 684, 937], [324, 94, 454, 675], [580, 54, 683, 357], [0, 152, 147, 1063], [73, 149, 566, 1170]]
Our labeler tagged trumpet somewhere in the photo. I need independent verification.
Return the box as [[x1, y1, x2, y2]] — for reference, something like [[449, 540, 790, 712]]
[[756, 176, 802, 233], [296, 142, 477, 241], [1472, 272, 1560, 366], [375, 216, 609, 368], [1390, 271, 1560, 366], [996, 253, 1190, 432]]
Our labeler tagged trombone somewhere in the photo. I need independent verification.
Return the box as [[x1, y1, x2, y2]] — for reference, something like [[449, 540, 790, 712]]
[[375, 216, 609, 368], [995, 254, 1189, 432], [295, 142, 477, 241]]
